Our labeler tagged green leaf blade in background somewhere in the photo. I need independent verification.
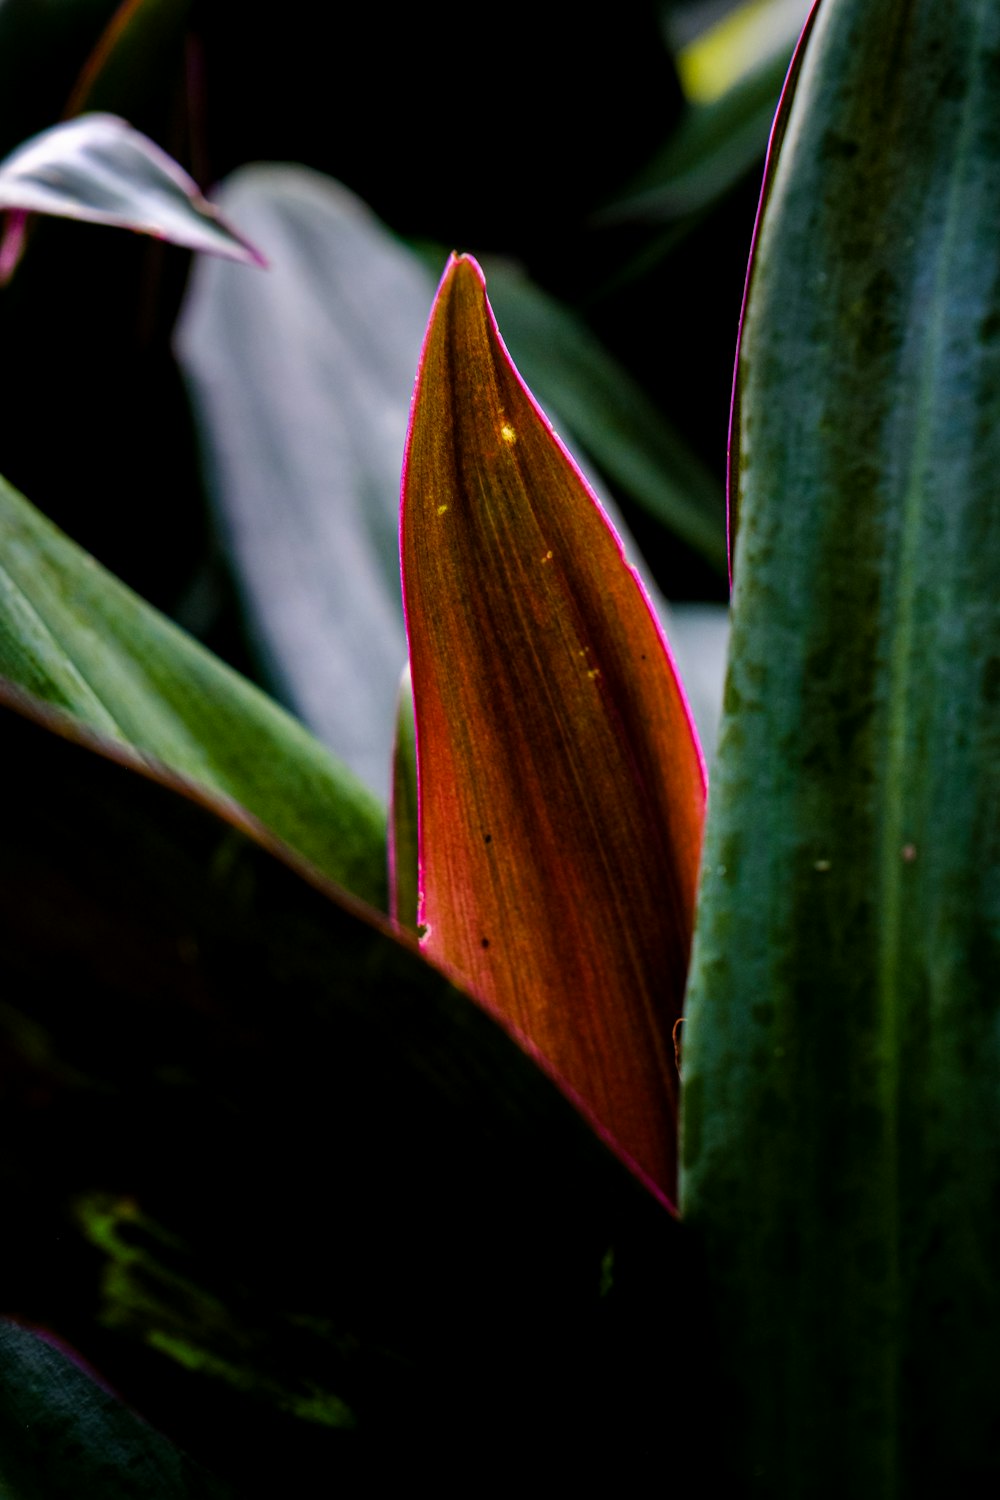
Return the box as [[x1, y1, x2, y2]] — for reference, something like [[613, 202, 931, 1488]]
[[607, 0, 813, 226], [482, 259, 727, 571], [0, 473, 387, 908], [0, 683, 702, 1491], [682, 1, 1000, 1493]]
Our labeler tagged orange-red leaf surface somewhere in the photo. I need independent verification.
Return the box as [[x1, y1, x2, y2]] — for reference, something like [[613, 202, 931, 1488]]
[[400, 255, 706, 1204]]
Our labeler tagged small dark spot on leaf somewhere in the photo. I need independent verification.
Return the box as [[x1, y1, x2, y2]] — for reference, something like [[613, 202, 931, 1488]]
[[822, 129, 860, 161], [483, 832, 493, 844], [979, 309, 1000, 346], [481, 937, 490, 949]]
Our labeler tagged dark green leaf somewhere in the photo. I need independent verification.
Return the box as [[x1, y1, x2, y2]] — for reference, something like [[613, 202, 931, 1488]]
[[683, 1, 1000, 1490], [0, 1320, 230, 1498]]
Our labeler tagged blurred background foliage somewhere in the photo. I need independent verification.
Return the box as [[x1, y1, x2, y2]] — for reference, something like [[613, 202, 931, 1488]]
[[0, 0, 808, 771], [0, 1, 811, 1485]]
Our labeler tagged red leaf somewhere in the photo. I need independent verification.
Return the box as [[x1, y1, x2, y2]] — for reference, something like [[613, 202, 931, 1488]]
[[401, 255, 706, 1204]]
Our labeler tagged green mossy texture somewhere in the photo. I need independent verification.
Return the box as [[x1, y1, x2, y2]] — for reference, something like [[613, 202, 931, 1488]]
[[682, 1, 1000, 1493]]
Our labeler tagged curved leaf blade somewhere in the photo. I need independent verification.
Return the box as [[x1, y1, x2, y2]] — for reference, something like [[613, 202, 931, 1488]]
[[0, 470, 387, 908], [0, 114, 263, 266], [726, 0, 822, 567], [401, 255, 706, 1204], [684, 0, 1000, 1490]]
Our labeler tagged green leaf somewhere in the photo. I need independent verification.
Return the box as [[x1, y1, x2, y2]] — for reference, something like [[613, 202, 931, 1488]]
[[0, 471, 387, 908], [0, 114, 263, 271], [402, 256, 706, 1205], [0, 1320, 230, 1499], [682, 0, 1000, 1490], [0, 683, 694, 1489]]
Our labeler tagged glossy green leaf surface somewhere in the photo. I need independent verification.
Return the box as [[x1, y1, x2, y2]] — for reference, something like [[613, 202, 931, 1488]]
[[402, 256, 706, 1204], [682, 1, 1000, 1490], [0, 1320, 228, 1499], [0, 471, 387, 908], [0, 683, 695, 1490], [0, 114, 262, 269]]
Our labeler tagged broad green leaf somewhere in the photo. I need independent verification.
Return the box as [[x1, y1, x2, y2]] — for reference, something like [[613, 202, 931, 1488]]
[[683, 0, 1000, 1491], [0, 114, 263, 274], [0, 1321, 229, 1499], [0, 472, 387, 908], [482, 260, 727, 570], [402, 256, 706, 1204], [0, 682, 694, 1489]]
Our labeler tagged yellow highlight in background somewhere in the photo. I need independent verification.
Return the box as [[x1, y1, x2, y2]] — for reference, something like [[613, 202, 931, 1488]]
[[678, 0, 811, 105]]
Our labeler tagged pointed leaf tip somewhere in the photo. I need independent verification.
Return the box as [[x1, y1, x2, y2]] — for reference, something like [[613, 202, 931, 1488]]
[[401, 254, 706, 1202], [0, 115, 266, 270]]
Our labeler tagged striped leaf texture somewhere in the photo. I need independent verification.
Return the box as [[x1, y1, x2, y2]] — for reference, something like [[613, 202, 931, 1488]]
[[682, 1, 1000, 1493], [402, 256, 705, 1205]]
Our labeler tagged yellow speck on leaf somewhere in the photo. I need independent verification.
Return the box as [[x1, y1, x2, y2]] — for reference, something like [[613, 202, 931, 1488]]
[[437, 504, 449, 516], [541, 550, 554, 563], [500, 423, 517, 445]]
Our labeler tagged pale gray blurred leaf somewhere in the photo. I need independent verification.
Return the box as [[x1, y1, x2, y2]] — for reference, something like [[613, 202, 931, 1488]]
[[176, 165, 433, 796]]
